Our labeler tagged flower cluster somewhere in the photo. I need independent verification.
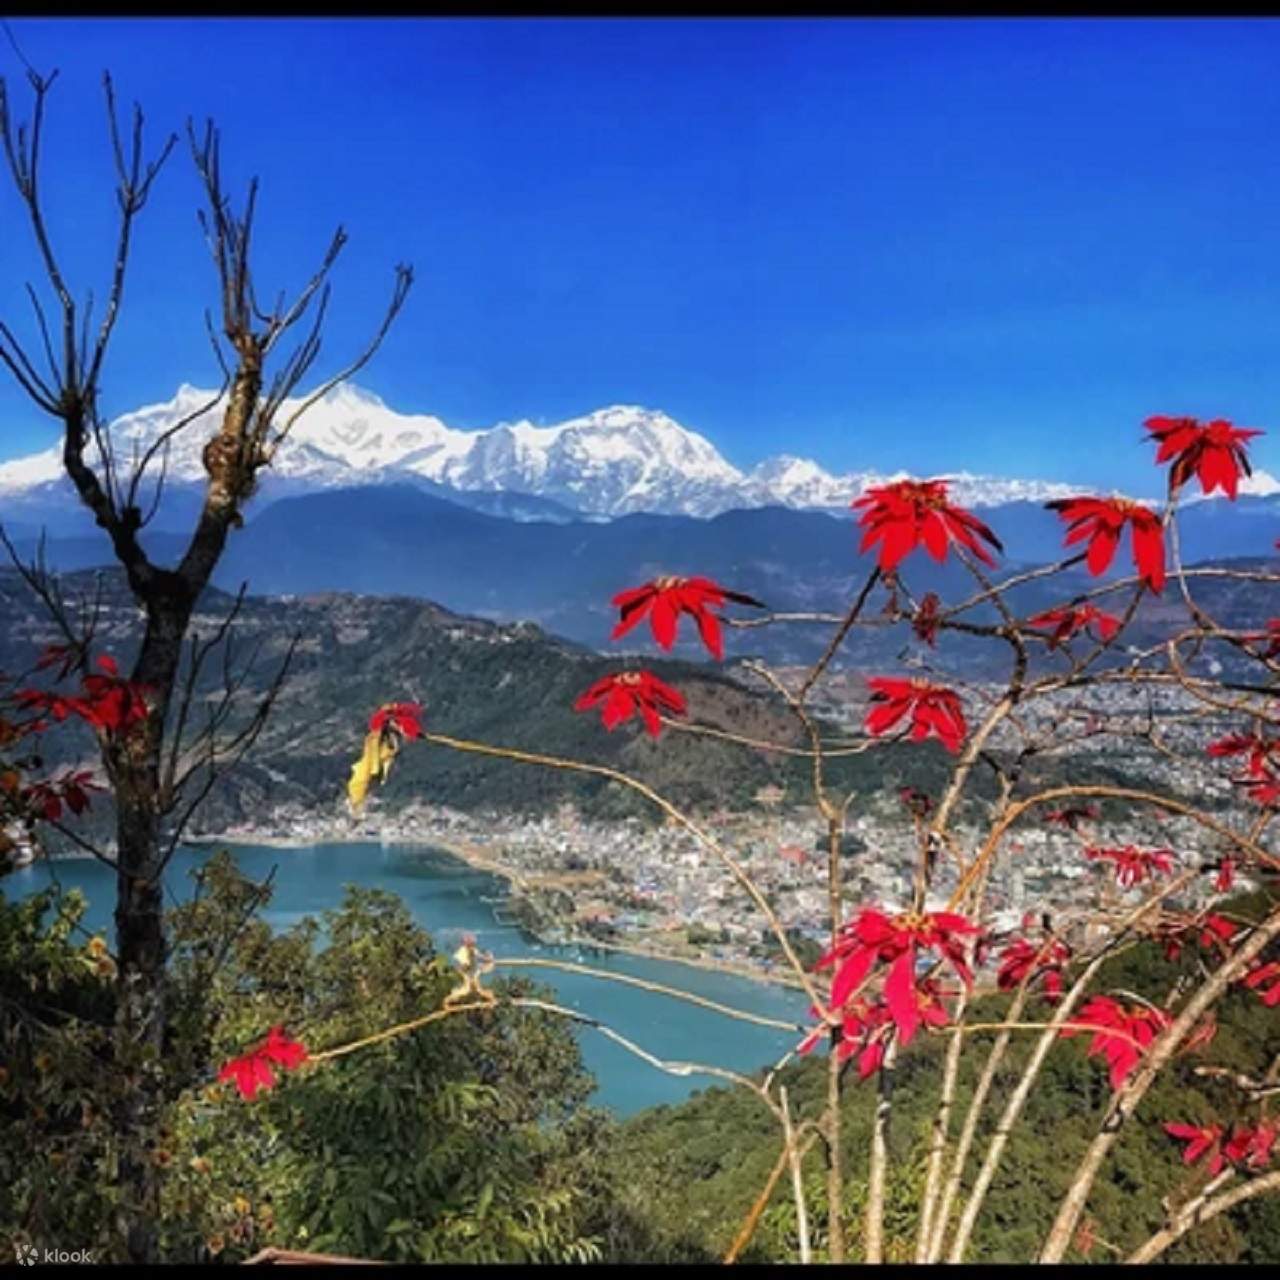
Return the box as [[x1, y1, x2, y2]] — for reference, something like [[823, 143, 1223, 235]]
[[996, 935, 1072, 1002], [1144, 415, 1263, 500], [853, 478, 1002, 571], [1044, 497, 1166, 594], [865, 677, 967, 752], [1059, 996, 1171, 1091], [217, 1026, 308, 1101], [814, 907, 979, 1046], [1165, 1120, 1277, 1175], [1026, 603, 1120, 650], [610, 576, 764, 661], [1084, 845, 1175, 889], [574, 671, 686, 738]]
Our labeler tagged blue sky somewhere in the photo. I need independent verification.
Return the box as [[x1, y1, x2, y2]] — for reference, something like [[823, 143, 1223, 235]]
[[1, 16, 1279, 490]]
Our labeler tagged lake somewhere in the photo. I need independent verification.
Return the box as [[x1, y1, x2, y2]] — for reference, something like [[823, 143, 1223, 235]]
[[4, 840, 809, 1116]]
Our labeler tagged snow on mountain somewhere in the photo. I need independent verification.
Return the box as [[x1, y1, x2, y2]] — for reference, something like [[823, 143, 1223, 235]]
[[1180, 467, 1280, 503], [0, 382, 1143, 520]]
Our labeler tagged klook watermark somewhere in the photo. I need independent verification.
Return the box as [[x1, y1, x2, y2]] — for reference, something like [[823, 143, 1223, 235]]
[[13, 1243, 95, 1265]]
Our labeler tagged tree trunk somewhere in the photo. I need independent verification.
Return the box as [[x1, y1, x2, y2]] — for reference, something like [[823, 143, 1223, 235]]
[[110, 591, 193, 1262]]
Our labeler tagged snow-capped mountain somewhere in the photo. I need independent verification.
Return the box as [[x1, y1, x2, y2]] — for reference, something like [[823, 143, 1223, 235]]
[[0, 381, 1157, 523]]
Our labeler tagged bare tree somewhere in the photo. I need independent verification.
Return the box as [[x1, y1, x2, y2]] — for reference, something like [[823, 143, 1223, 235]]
[[0, 66, 411, 1261]]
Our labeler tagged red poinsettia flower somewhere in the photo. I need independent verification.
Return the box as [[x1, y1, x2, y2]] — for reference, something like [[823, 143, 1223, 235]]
[[912, 593, 942, 647], [996, 936, 1072, 1002], [1026, 603, 1121, 650], [1210, 856, 1237, 894], [1060, 996, 1171, 1091], [1207, 732, 1280, 780], [1242, 961, 1280, 1007], [1165, 1122, 1226, 1175], [574, 670, 687, 738], [1236, 771, 1280, 809], [1042, 803, 1100, 832], [797, 995, 895, 1080], [610, 576, 764, 661], [1224, 1123, 1278, 1171], [814, 907, 979, 1043], [865, 677, 966, 752], [1238, 618, 1280, 660], [852, 478, 1002, 572], [1158, 912, 1239, 962], [218, 1025, 308, 1101], [1144, 415, 1263, 500], [369, 702, 423, 740], [1085, 845, 1175, 889], [1045, 497, 1166, 594]]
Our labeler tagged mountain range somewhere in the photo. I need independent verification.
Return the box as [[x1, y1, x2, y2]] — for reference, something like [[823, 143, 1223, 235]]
[[2, 384, 1278, 674], [12, 381, 1271, 533]]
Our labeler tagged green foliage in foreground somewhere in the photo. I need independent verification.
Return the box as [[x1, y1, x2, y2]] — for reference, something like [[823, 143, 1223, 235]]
[[5, 863, 1280, 1263], [0, 855, 647, 1263], [610, 887, 1280, 1264]]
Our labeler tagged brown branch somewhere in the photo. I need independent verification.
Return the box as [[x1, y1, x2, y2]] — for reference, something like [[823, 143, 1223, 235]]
[[1040, 897, 1280, 1261]]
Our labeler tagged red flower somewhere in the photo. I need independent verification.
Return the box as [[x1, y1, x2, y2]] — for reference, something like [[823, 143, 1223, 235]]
[[218, 1026, 308, 1101], [1198, 913, 1240, 954], [1207, 732, 1280, 780], [1045, 497, 1166, 594], [1237, 618, 1280, 660], [814, 907, 979, 1043], [1042, 804, 1099, 832], [839, 998, 895, 1074], [1242, 961, 1280, 1007], [852, 478, 1002, 572], [1236, 771, 1280, 809], [610, 576, 764, 661], [865, 677, 966, 752], [1158, 912, 1239, 962], [1224, 1123, 1278, 1171], [1144, 415, 1263, 500], [912, 593, 942, 647], [573, 670, 686, 738], [1026, 603, 1121, 650], [1211, 857, 1236, 894], [1085, 845, 1175, 889], [1060, 996, 1171, 1091], [369, 702, 423, 740], [996, 936, 1072, 1002], [1165, 1122, 1226, 1175]]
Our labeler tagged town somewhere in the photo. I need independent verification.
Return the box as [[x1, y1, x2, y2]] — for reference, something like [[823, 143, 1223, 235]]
[[194, 668, 1254, 990]]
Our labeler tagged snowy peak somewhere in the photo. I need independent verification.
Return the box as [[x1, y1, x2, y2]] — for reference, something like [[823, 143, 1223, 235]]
[[0, 383, 1146, 519], [743, 458, 1095, 512]]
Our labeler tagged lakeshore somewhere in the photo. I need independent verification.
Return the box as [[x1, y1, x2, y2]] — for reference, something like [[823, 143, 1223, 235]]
[[182, 826, 806, 992], [9, 838, 806, 1115]]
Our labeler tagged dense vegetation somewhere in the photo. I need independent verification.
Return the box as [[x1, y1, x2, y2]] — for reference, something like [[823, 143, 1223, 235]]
[[0, 856, 646, 1263], [1, 567, 1182, 847], [6, 859, 1278, 1264], [611, 886, 1280, 1264]]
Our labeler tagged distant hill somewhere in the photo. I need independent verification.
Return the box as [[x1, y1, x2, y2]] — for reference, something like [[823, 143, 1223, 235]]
[[8, 484, 1279, 675], [0, 568, 879, 837]]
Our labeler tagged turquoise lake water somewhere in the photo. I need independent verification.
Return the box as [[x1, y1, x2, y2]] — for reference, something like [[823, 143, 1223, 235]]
[[4, 841, 808, 1116]]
